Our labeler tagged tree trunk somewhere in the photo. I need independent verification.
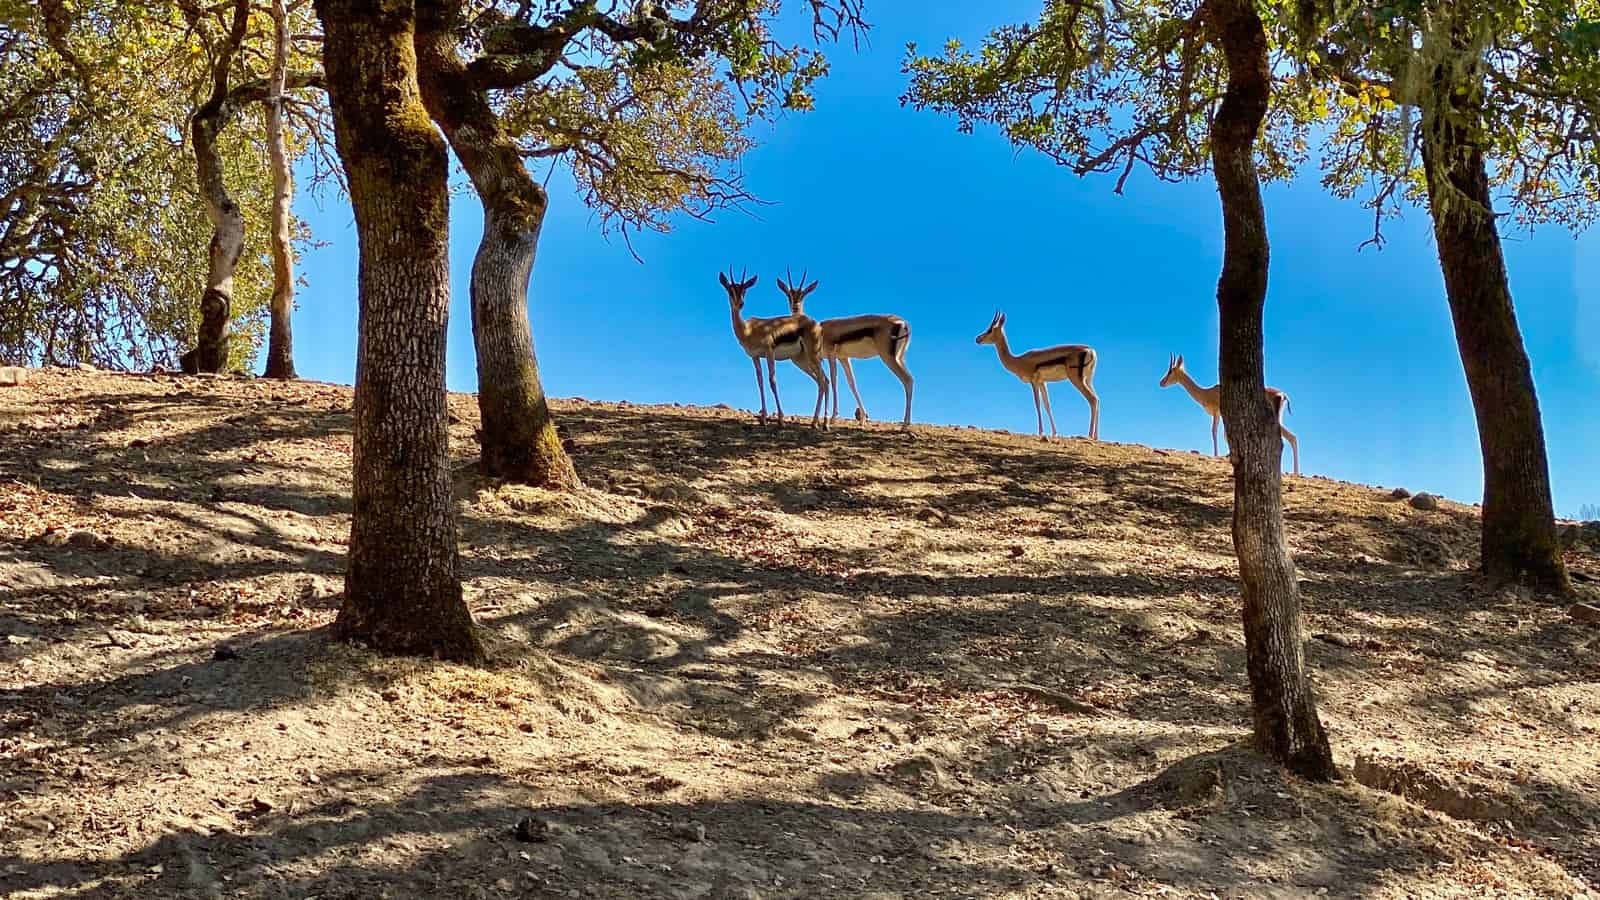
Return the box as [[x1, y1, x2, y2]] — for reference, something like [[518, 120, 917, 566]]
[[1209, 0, 1337, 780], [262, 0, 298, 380], [189, 0, 251, 374], [414, 0, 579, 489], [315, 0, 483, 662], [1418, 29, 1571, 597]]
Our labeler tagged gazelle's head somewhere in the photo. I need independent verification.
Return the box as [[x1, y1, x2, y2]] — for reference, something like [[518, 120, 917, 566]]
[[975, 310, 1006, 345], [718, 267, 759, 312], [776, 266, 819, 314], [1159, 354, 1187, 387]]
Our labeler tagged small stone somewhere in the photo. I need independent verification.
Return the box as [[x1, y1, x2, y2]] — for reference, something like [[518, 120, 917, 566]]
[[1409, 492, 1439, 511], [212, 644, 240, 661], [380, 688, 400, 702], [1008, 545, 1025, 558], [0, 366, 29, 386], [250, 796, 275, 814], [38, 529, 71, 547], [513, 816, 550, 843], [1569, 603, 1600, 626], [669, 821, 706, 843], [1389, 487, 1411, 500], [67, 530, 108, 549]]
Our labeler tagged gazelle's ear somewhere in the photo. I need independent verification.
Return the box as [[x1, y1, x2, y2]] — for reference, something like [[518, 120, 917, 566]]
[[741, 275, 758, 291], [997, 312, 1006, 327], [1176, 354, 1184, 368], [718, 271, 731, 289], [802, 280, 819, 298]]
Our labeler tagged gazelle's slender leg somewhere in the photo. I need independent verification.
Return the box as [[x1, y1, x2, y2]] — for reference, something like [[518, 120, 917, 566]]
[[1031, 383, 1045, 438], [1040, 381, 1059, 438], [1211, 415, 1220, 456], [1280, 424, 1300, 475], [752, 357, 768, 423], [807, 361, 829, 430], [1071, 377, 1098, 441], [766, 355, 784, 425], [883, 354, 913, 430], [840, 359, 868, 423], [828, 357, 840, 423]]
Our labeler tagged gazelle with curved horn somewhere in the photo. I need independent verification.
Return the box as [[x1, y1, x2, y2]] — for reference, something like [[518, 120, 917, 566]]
[[1158, 354, 1299, 475], [975, 311, 1099, 441], [780, 267, 914, 430], [719, 267, 829, 429]]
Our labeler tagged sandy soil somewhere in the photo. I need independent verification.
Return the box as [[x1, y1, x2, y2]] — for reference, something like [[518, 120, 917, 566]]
[[2, 367, 1597, 899]]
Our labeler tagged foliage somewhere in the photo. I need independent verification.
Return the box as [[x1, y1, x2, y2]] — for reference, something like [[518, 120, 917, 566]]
[[0, 0, 324, 370], [458, 0, 868, 235], [501, 58, 754, 232], [900, 0, 1313, 193], [1292, 0, 1600, 244]]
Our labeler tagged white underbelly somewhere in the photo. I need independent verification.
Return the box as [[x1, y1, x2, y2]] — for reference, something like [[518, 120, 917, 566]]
[[768, 342, 804, 361], [1037, 364, 1077, 382], [832, 338, 879, 359]]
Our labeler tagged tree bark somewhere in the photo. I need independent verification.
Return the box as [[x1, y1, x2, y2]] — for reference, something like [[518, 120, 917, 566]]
[[1209, 0, 1337, 780], [262, 0, 298, 380], [315, 0, 483, 661], [413, 0, 579, 489], [1418, 27, 1571, 597], [189, 0, 252, 374]]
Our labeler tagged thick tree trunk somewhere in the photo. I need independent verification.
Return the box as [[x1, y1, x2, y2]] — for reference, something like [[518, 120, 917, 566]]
[[1209, 0, 1336, 780], [1418, 37, 1570, 597], [189, 0, 251, 374], [413, 0, 579, 488], [262, 0, 298, 380], [315, 0, 483, 661]]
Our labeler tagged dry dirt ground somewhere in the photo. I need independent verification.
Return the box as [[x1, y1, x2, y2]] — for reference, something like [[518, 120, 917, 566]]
[[2, 367, 1598, 900]]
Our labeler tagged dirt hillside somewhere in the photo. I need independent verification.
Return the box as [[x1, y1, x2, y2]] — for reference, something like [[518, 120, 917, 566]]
[[2, 367, 1598, 899]]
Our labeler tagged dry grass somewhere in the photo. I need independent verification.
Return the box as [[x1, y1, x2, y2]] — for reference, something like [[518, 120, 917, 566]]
[[2, 367, 1598, 899]]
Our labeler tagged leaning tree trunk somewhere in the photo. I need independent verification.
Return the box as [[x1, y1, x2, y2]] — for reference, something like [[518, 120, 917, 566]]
[[189, 0, 252, 374], [1209, 0, 1337, 780], [262, 0, 298, 380], [315, 0, 483, 661], [413, 1, 579, 488], [1418, 35, 1571, 597]]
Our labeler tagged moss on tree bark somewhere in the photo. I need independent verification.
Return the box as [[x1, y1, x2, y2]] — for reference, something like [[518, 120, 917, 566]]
[[414, 0, 579, 489], [316, 0, 483, 662]]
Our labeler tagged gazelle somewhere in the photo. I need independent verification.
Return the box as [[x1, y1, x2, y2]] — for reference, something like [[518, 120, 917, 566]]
[[1158, 354, 1299, 475], [720, 267, 829, 429], [780, 269, 914, 430], [975, 311, 1099, 441]]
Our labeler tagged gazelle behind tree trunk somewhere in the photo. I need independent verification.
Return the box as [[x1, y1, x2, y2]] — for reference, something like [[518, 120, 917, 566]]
[[975, 311, 1098, 441], [720, 268, 829, 429], [781, 269, 913, 430], [1159, 354, 1299, 475]]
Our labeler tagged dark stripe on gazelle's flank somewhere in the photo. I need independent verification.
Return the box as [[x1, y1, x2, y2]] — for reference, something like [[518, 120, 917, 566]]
[[833, 326, 878, 346]]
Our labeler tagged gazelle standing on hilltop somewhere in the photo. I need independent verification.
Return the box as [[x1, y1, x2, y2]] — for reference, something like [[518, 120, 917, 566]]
[[1159, 354, 1299, 475], [720, 268, 830, 429], [975, 311, 1099, 441], [780, 269, 914, 430]]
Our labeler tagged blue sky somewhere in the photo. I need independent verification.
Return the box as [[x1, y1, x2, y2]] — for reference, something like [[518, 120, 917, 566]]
[[288, 1, 1598, 517]]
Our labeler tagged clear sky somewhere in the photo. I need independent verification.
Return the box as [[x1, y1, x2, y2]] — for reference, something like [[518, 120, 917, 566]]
[[288, 2, 1598, 517]]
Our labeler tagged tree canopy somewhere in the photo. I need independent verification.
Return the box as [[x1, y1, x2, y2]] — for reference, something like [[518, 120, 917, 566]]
[[1, 0, 285, 368]]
